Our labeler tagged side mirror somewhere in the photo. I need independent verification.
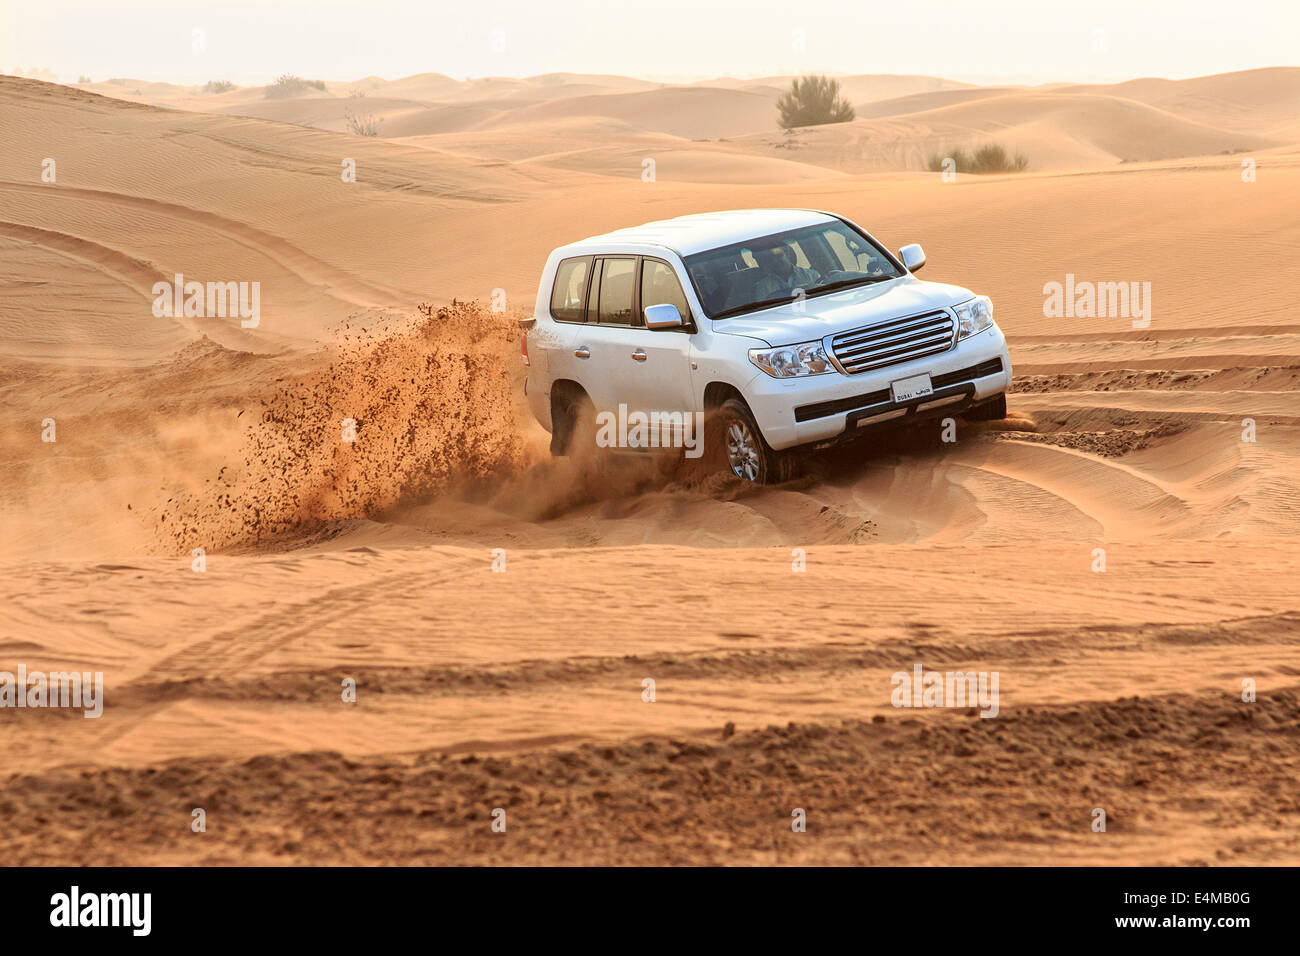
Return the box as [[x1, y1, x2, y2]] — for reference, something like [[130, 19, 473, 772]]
[[643, 303, 685, 330], [899, 243, 926, 273]]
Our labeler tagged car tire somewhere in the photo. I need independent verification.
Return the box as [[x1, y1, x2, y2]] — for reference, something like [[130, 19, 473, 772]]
[[553, 391, 612, 472], [551, 390, 592, 456], [965, 393, 1007, 422], [713, 398, 798, 484]]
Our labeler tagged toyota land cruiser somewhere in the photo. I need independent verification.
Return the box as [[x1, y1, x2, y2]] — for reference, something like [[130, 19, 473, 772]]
[[521, 209, 1012, 482]]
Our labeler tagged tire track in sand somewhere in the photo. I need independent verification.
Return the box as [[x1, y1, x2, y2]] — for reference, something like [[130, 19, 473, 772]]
[[0, 180, 406, 307]]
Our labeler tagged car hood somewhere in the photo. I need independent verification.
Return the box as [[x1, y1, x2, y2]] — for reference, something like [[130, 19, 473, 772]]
[[710, 277, 976, 347]]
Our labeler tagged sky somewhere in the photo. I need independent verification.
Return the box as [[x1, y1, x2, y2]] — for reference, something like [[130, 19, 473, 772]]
[[3, 0, 1298, 86]]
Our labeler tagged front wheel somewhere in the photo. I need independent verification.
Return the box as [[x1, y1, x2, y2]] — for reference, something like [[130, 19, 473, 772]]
[[713, 398, 798, 484], [964, 393, 1007, 422]]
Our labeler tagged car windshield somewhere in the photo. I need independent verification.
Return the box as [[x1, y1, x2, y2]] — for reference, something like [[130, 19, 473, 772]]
[[683, 220, 903, 319]]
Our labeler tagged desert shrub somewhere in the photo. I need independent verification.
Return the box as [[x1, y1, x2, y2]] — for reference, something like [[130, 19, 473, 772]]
[[203, 80, 235, 94], [776, 75, 855, 129], [971, 142, 1028, 172], [927, 143, 1029, 174], [265, 74, 327, 99], [344, 109, 382, 136], [77, 75, 92, 84]]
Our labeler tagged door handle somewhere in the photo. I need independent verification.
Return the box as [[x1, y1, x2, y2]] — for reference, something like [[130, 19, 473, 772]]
[[631, 350, 647, 362], [573, 347, 591, 359]]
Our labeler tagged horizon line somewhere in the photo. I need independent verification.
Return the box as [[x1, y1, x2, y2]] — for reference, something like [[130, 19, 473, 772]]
[[7, 63, 1297, 91]]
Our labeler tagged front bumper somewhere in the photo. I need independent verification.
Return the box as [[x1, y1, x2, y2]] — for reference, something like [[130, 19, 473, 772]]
[[743, 325, 1013, 450]]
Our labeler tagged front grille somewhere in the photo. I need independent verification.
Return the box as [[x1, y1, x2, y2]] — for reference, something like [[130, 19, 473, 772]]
[[830, 310, 955, 374]]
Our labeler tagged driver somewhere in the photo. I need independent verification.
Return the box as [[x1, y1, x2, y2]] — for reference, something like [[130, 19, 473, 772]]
[[754, 243, 820, 300]]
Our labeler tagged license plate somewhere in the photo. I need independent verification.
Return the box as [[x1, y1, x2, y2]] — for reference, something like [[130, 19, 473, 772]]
[[890, 372, 934, 404]]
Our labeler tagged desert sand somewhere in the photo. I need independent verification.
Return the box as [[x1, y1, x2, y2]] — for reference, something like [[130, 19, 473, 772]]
[[1, 67, 1298, 864]]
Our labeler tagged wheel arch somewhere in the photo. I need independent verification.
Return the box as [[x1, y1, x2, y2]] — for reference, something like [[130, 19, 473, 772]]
[[548, 379, 591, 456], [703, 380, 745, 411]]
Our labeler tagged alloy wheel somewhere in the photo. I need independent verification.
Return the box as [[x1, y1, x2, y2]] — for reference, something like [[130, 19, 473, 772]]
[[724, 420, 761, 481]]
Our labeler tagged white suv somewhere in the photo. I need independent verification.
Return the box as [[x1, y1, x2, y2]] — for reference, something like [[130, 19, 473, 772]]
[[522, 209, 1012, 482]]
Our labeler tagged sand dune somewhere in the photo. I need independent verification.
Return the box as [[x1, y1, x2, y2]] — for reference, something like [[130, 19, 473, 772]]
[[470, 86, 781, 139], [901, 91, 1271, 160], [706, 72, 975, 103], [725, 91, 1273, 171], [1061, 67, 1300, 134], [2, 69, 1300, 864], [83, 66, 1300, 177], [71, 66, 1300, 194], [0, 76, 572, 359], [214, 95, 439, 134]]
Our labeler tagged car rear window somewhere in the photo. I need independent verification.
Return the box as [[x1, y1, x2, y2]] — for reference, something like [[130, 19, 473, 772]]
[[550, 256, 591, 323]]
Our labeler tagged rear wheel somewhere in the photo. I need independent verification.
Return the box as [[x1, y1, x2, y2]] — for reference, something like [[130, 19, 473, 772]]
[[552, 391, 612, 474], [713, 398, 798, 484], [964, 393, 1007, 422], [551, 388, 593, 454]]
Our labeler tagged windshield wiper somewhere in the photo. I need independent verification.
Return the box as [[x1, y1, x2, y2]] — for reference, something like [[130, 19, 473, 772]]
[[807, 274, 898, 295], [711, 295, 805, 320], [710, 275, 899, 320]]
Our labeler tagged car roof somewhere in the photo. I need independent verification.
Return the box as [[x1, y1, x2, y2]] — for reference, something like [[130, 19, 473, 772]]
[[563, 208, 840, 258]]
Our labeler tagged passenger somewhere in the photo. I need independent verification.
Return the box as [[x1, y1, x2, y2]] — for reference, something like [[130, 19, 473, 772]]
[[693, 263, 728, 314], [754, 244, 820, 300]]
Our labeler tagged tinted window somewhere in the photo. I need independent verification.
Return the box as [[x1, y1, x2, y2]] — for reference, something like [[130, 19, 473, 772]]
[[684, 220, 902, 319], [640, 259, 691, 324], [596, 258, 636, 326], [825, 230, 873, 272], [550, 256, 591, 323]]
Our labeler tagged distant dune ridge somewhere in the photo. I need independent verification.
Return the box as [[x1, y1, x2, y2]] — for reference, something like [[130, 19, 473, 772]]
[[60, 66, 1298, 173], [2, 66, 1300, 865]]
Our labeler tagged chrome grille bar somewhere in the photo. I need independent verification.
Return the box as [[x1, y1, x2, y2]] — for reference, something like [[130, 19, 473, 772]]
[[830, 310, 955, 373]]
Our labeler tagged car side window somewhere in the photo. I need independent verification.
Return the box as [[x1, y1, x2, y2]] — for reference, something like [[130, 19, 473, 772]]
[[595, 257, 636, 326], [550, 256, 591, 323], [640, 258, 691, 325]]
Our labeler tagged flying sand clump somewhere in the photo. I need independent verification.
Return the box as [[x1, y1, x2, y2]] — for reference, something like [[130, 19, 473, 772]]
[[158, 301, 526, 552]]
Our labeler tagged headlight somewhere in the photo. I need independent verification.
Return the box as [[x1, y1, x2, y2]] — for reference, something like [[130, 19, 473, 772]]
[[954, 296, 994, 339], [748, 340, 835, 378]]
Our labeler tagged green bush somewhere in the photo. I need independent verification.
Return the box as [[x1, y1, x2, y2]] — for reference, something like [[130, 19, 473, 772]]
[[202, 80, 235, 94], [265, 74, 327, 99], [927, 143, 1029, 174], [776, 75, 855, 129]]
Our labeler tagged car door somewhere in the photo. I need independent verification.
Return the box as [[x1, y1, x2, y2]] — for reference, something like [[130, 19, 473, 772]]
[[566, 255, 641, 418], [567, 255, 698, 451], [627, 256, 698, 439]]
